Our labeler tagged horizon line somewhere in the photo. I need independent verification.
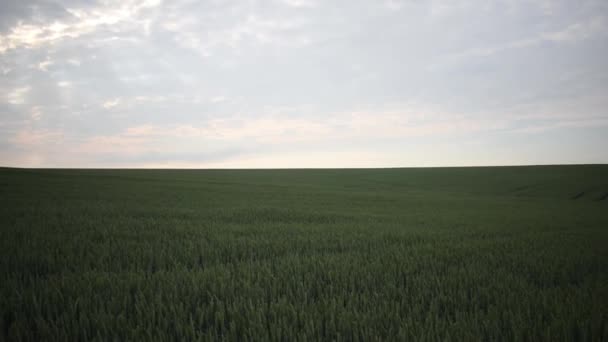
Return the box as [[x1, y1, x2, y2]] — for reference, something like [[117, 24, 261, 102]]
[[1, 163, 606, 171]]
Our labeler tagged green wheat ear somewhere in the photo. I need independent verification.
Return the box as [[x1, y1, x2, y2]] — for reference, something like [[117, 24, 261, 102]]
[[0, 166, 606, 341]]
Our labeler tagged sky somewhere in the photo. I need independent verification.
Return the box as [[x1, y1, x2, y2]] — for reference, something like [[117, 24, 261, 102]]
[[1, 0, 607, 168]]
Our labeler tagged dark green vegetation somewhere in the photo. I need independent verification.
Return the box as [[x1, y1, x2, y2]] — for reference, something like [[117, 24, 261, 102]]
[[1, 165, 607, 341]]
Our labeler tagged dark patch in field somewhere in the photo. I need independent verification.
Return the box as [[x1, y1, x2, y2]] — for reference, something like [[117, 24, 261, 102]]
[[511, 185, 531, 196], [595, 192, 608, 201], [3, 311, 14, 340], [570, 191, 585, 200], [510, 184, 541, 196]]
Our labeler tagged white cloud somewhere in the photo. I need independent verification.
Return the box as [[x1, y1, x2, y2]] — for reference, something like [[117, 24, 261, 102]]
[[10, 128, 63, 146], [280, 0, 317, 8], [30, 106, 42, 120], [90, 107, 504, 147], [162, 6, 311, 58], [513, 118, 608, 134], [0, 0, 162, 54], [76, 134, 151, 155], [102, 98, 121, 109], [432, 15, 608, 68], [210, 96, 226, 103], [6, 86, 30, 105], [384, 0, 405, 11], [38, 57, 54, 71], [540, 16, 608, 43]]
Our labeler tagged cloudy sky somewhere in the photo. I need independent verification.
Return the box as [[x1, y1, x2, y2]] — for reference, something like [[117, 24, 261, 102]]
[[1, 0, 607, 168]]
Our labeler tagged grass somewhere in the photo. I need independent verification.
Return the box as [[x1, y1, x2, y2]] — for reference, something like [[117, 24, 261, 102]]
[[1, 165, 607, 341]]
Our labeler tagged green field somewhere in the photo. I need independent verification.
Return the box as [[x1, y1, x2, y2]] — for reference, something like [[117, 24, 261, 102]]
[[1, 165, 607, 341]]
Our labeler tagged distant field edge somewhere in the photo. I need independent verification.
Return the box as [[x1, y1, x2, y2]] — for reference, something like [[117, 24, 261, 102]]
[[1, 163, 607, 171]]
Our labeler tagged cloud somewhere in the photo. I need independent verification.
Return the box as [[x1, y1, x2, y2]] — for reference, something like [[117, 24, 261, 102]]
[[6, 86, 30, 105], [280, 0, 317, 8], [30, 106, 42, 120], [513, 118, 608, 134], [9, 127, 63, 146], [37, 57, 53, 71], [541, 16, 608, 43], [67, 58, 81, 66], [84, 108, 507, 148], [76, 134, 151, 155], [102, 98, 120, 109], [0, 0, 607, 167], [0, 0, 161, 54], [431, 15, 608, 69], [162, 7, 312, 59]]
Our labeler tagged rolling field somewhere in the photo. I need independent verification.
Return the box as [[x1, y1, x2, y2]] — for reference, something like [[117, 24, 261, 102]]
[[1, 165, 607, 341]]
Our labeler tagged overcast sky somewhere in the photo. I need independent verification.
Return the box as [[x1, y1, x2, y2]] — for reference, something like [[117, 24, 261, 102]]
[[1, 0, 607, 168]]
